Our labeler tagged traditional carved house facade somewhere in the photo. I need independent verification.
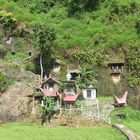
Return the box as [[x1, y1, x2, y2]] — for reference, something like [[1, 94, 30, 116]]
[[40, 75, 60, 98], [61, 80, 80, 107]]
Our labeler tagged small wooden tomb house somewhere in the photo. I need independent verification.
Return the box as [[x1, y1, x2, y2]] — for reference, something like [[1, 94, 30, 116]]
[[62, 80, 79, 107], [108, 62, 124, 82], [82, 85, 97, 100], [108, 63, 124, 74], [63, 80, 77, 95], [40, 75, 60, 97]]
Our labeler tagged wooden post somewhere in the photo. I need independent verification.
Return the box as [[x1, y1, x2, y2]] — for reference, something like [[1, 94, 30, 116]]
[[80, 105, 83, 111], [96, 99, 100, 121], [59, 94, 62, 116], [31, 95, 36, 115], [40, 53, 43, 83]]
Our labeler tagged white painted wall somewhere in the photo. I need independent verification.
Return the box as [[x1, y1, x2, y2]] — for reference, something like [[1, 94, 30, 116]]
[[82, 89, 96, 100]]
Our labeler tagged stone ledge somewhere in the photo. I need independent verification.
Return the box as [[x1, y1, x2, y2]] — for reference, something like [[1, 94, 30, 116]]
[[113, 124, 140, 140]]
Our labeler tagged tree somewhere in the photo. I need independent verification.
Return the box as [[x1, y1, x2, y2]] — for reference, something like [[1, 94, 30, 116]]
[[0, 11, 17, 37], [68, 0, 99, 15], [33, 24, 56, 82], [30, 0, 57, 14], [76, 66, 97, 89]]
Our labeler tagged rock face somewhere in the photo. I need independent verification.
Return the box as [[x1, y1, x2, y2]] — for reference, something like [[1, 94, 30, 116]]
[[0, 60, 42, 121], [96, 68, 140, 110], [0, 82, 34, 121], [128, 87, 140, 110]]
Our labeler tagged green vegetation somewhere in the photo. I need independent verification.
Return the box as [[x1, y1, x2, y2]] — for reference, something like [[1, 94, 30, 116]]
[[41, 96, 53, 125], [0, 44, 7, 58], [0, 2, 139, 138], [0, 72, 5, 92], [25, 62, 36, 72], [110, 107, 140, 134], [0, 71, 13, 93], [0, 0, 140, 75], [110, 107, 140, 122], [125, 46, 140, 87], [33, 23, 56, 77], [97, 96, 113, 101], [0, 123, 127, 140], [1, 0, 140, 51], [5, 52, 28, 61], [4, 52, 29, 69], [76, 66, 97, 89], [0, 0, 139, 109], [124, 120, 140, 134], [0, 11, 17, 37]]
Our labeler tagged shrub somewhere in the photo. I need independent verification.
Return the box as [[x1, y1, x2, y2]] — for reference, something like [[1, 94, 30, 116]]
[[0, 72, 5, 82], [125, 46, 140, 87], [0, 72, 13, 93], [128, 76, 140, 87], [30, 0, 58, 14], [5, 52, 28, 61], [15, 39, 23, 48], [0, 44, 7, 58], [0, 11, 17, 36], [25, 62, 36, 72], [110, 107, 140, 122]]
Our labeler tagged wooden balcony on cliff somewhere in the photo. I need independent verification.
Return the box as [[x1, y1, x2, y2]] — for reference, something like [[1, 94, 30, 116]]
[[108, 63, 124, 74]]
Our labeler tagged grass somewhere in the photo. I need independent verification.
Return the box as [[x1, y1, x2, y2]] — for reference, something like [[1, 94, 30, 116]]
[[97, 96, 113, 101], [0, 123, 127, 140], [110, 107, 140, 135], [124, 120, 140, 135]]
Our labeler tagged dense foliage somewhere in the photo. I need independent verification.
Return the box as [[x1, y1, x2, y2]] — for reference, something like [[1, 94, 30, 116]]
[[33, 24, 56, 75], [110, 107, 140, 123], [0, 11, 17, 37], [1, 0, 140, 50], [76, 66, 97, 89], [0, 0, 140, 87], [125, 46, 140, 87]]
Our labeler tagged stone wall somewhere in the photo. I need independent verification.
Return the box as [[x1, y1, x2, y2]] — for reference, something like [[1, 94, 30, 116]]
[[62, 100, 114, 120]]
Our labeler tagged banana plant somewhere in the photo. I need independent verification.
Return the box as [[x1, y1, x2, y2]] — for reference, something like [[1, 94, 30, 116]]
[[41, 96, 53, 125], [76, 65, 97, 89]]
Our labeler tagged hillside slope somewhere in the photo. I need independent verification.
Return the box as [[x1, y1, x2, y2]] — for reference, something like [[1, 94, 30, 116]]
[[0, 0, 140, 109], [1, 0, 140, 49]]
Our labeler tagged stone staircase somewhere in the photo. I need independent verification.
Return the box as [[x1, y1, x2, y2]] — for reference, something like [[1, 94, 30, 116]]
[[81, 99, 99, 119]]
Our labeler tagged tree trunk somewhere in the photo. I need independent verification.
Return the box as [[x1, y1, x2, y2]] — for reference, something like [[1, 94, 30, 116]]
[[40, 52, 43, 83]]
